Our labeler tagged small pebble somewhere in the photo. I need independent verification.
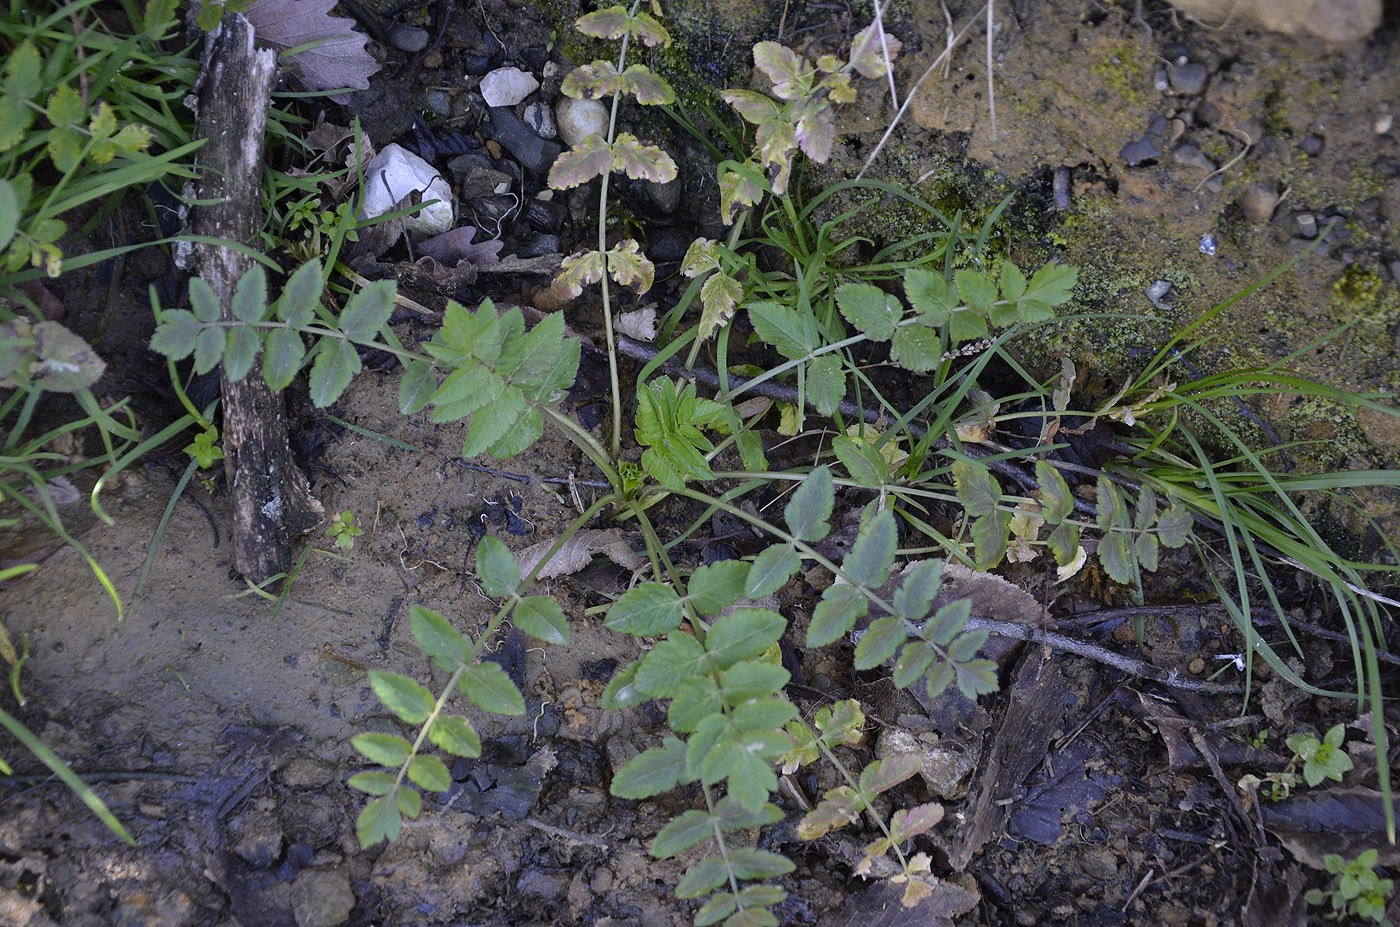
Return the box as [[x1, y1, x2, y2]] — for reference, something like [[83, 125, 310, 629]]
[[1166, 60, 1209, 95], [1238, 182, 1281, 223], [480, 67, 539, 107], [1145, 280, 1175, 308], [1119, 134, 1162, 167], [555, 97, 609, 148], [520, 233, 557, 259], [425, 89, 453, 117], [1388, 259, 1400, 284], [1376, 114, 1394, 135], [1152, 68, 1169, 92], [1199, 233, 1217, 256], [387, 23, 429, 54], [646, 176, 681, 214], [1300, 134, 1324, 155], [523, 101, 557, 140], [1296, 212, 1318, 238], [1172, 141, 1216, 172], [1052, 166, 1072, 211]]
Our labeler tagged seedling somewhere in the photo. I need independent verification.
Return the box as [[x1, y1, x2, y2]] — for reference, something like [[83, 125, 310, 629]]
[[327, 510, 364, 551], [1287, 724, 1354, 787], [1305, 850, 1393, 924]]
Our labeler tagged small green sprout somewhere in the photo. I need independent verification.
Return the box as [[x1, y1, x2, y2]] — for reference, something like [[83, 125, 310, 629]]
[[1286, 724, 1354, 787], [327, 510, 364, 551], [1305, 849, 1393, 924], [184, 427, 225, 470]]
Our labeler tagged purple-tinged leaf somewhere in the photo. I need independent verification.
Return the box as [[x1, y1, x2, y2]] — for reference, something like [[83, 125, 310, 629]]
[[752, 41, 812, 100], [859, 753, 920, 795], [719, 165, 766, 223], [796, 785, 863, 839], [561, 60, 625, 99], [573, 6, 630, 38], [847, 22, 903, 80], [610, 133, 677, 183], [890, 801, 945, 843], [547, 135, 614, 189], [721, 89, 781, 125], [620, 64, 674, 105], [548, 249, 605, 302], [604, 239, 655, 294], [794, 98, 835, 163]]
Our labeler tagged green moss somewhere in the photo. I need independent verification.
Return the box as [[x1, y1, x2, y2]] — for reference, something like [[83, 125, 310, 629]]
[[1090, 41, 1148, 109], [1333, 264, 1383, 306]]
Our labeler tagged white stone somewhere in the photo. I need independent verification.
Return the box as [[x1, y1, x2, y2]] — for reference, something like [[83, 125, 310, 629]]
[[480, 67, 539, 107], [359, 144, 454, 239], [555, 97, 609, 148]]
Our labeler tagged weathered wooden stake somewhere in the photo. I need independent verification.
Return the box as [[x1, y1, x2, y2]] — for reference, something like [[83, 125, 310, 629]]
[[191, 14, 321, 581]]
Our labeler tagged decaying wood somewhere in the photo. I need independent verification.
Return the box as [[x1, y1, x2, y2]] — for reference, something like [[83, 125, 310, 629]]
[[192, 13, 321, 581], [949, 652, 1065, 870]]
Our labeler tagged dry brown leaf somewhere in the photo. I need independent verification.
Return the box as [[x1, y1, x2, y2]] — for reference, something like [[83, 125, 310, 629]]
[[516, 529, 644, 581], [417, 227, 505, 267], [245, 0, 379, 102]]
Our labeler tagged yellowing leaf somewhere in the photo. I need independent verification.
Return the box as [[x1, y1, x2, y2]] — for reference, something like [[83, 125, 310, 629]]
[[610, 133, 677, 183], [548, 135, 614, 189]]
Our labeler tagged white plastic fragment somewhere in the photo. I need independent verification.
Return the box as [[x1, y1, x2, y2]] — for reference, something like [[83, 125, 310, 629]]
[[480, 67, 539, 107], [359, 143, 454, 239]]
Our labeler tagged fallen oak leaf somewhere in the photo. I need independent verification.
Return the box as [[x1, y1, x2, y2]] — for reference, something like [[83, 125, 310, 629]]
[[516, 529, 644, 581], [245, 0, 379, 102]]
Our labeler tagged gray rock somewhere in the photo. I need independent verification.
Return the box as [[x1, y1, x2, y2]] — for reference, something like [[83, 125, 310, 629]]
[[518, 234, 561, 258], [1172, 141, 1216, 172], [523, 101, 557, 140], [387, 23, 429, 53], [1166, 0, 1380, 42], [290, 867, 355, 927], [359, 144, 454, 238], [1145, 280, 1176, 308], [1119, 134, 1162, 166], [646, 176, 681, 214], [555, 97, 609, 148], [452, 161, 512, 199], [487, 106, 561, 176], [230, 809, 284, 868], [517, 867, 571, 900], [1167, 60, 1209, 94], [1296, 212, 1318, 238], [1300, 133, 1325, 154], [876, 727, 974, 800], [425, 89, 453, 118], [524, 196, 566, 232], [1239, 182, 1281, 223], [480, 67, 539, 107]]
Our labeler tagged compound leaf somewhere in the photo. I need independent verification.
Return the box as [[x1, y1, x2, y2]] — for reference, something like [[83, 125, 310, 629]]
[[785, 464, 833, 542], [308, 338, 361, 407], [514, 595, 569, 646], [606, 582, 684, 636], [475, 534, 519, 597], [458, 661, 525, 715], [369, 671, 434, 724], [745, 543, 800, 598], [612, 736, 688, 798], [843, 507, 896, 587]]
